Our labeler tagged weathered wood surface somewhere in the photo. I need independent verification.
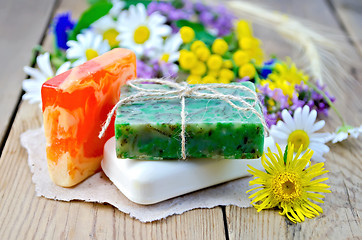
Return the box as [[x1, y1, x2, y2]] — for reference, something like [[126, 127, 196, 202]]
[[0, 0, 56, 148], [331, 0, 362, 56], [226, 0, 362, 239], [0, 0, 361, 239]]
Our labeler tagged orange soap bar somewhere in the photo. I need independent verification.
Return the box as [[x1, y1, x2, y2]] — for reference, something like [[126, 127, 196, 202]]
[[41, 48, 136, 187]]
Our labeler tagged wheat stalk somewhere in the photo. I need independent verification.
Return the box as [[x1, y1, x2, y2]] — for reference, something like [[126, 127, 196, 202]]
[[224, 0, 357, 91]]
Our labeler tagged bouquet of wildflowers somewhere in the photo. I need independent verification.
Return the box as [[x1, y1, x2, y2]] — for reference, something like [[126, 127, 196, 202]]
[[23, 0, 362, 149]]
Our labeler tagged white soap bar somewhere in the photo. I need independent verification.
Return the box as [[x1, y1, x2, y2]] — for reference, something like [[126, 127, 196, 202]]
[[102, 137, 273, 205]]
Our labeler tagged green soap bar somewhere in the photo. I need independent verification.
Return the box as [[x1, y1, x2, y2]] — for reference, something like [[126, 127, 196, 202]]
[[115, 82, 265, 160]]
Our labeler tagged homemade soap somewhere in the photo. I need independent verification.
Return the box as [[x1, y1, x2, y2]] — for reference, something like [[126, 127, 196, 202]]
[[115, 82, 265, 160], [102, 137, 274, 205], [42, 48, 136, 187]]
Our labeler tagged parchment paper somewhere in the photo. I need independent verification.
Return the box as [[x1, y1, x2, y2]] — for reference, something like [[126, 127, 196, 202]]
[[20, 128, 253, 222]]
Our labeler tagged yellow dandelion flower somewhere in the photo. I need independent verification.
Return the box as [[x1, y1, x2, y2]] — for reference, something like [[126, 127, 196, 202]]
[[247, 144, 331, 223], [207, 54, 223, 70], [191, 40, 206, 52], [202, 75, 217, 84], [269, 60, 309, 85], [238, 63, 256, 79], [212, 38, 228, 55], [223, 59, 233, 69], [233, 50, 250, 67], [187, 74, 202, 84], [179, 50, 197, 70], [190, 61, 207, 76], [195, 47, 211, 62], [236, 20, 253, 39], [180, 26, 195, 43], [219, 68, 235, 81]]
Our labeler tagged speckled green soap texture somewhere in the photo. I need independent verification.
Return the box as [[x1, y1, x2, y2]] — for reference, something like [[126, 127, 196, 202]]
[[115, 82, 265, 160]]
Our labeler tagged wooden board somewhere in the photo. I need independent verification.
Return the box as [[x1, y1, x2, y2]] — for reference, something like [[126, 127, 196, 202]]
[[225, 0, 362, 239], [0, 102, 226, 239], [0, 0, 361, 239], [331, 0, 362, 57], [0, 0, 226, 239], [0, 0, 56, 148]]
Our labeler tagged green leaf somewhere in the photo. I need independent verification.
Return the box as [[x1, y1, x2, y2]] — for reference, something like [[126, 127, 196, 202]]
[[87, 0, 108, 5], [69, 2, 112, 40], [223, 32, 238, 52], [175, 19, 205, 32], [195, 31, 216, 45], [283, 145, 289, 164], [124, 0, 152, 9]]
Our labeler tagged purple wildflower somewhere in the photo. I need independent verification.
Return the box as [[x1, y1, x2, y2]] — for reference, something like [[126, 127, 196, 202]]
[[137, 59, 178, 79], [194, 3, 235, 36], [147, 1, 193, 32], [136, 59, 154, 79], [53, 12, 75, 50], [257, 82, 291, 127], [294, 82, 335, 116]]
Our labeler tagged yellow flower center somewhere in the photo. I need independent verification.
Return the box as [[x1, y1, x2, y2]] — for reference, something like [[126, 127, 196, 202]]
[[103, 28, 120, 47], [160, 53, 170, 62], [133, 26, 150, 44], [288, 130, 310, 152], [85, 48, 99, 60], [272, 172, 302, 202]]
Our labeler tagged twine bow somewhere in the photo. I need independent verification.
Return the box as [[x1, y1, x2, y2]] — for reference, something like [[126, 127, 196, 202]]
[[99, 78, 268, 160]]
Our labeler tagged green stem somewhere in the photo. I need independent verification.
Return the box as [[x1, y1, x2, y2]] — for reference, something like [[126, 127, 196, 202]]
[[306, 81, 346, 126]]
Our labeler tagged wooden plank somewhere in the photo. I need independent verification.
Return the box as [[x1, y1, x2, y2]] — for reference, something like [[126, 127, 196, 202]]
[[0, 0, 226, 239], [0, 0, 57, 148], [330, 0, 362, 57], [0, 102, 226, 239], [225, 0, 362, 239]]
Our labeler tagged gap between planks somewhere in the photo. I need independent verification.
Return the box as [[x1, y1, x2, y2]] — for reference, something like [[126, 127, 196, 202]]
[[0, 0, 228, 239], [0, 0, 60, 156]]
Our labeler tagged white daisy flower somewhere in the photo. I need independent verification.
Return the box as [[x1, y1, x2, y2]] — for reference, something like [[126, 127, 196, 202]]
[[23, 52, 70, 107], [91, 0, 125, 48], [92, 16, 120, 48], [66, 30, 110, 67], [158, 34, 182, 64], [116, 3, 172, 56], [270, 105, 330, 162], [156, 34, 182, 76], [108, 0, 125, 17], [327, 125, 362, 143]]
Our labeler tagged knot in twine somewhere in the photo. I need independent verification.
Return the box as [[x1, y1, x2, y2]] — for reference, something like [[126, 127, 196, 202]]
[[99, 78, 268, 160]]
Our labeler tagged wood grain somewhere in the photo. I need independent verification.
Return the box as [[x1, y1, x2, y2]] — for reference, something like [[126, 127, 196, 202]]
[[331, 0, 362, 57], [0, 0, 226, 239], [0, 102, 226, 239], [0, 0, 56, 148], [0, 0, 361, 239], [226, 0, 362, 239]]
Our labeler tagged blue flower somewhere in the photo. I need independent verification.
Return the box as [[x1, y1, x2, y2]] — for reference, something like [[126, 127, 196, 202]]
[[260, 59, 277, 79], [53, 12, 75, 50]]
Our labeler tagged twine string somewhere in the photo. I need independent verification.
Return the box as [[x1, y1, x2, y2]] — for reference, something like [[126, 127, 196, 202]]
[[99, 78, 268, 160]]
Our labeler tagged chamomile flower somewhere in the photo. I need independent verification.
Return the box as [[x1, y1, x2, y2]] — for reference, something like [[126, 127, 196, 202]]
[[22, 52, 70, 107], [91, 15, 120, 48], [157, 34, 182, 75], [91, 0, 125, 48], [158, 34, 182, 64], [327, 125, 362, 143], [116, 3, 172, 56], [66, 30, 110, 67], [270, 105, 330, 162], [108, 0, 125, 17]]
